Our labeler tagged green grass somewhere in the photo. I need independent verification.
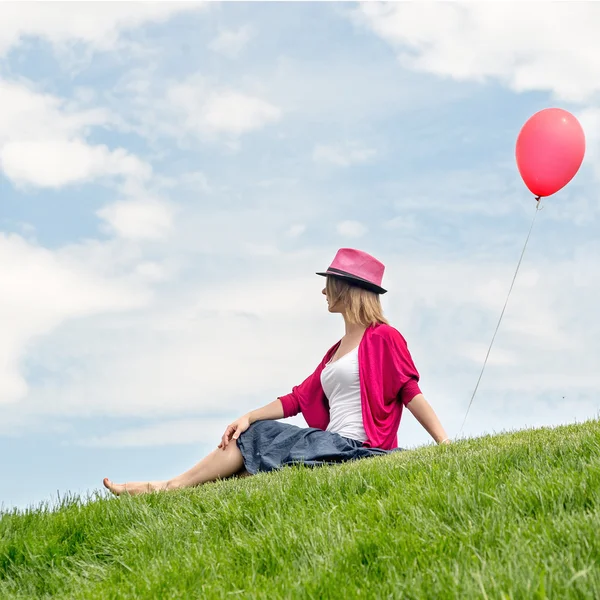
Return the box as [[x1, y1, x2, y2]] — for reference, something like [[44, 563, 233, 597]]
[[1, 420, 599, 599]]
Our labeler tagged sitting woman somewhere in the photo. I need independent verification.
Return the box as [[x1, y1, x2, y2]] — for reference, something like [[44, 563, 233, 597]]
[[104, 248, 449, 496]]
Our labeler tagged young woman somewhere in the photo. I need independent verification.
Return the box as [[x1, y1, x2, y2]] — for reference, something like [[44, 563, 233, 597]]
[[103, 248, 449, 496]]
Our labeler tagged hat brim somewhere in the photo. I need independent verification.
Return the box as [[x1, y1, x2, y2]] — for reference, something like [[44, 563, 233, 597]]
[[316, 270, 387, 294]]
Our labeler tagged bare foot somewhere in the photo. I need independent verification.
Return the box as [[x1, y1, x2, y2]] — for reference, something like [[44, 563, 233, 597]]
[[103, 477, 166, 497]]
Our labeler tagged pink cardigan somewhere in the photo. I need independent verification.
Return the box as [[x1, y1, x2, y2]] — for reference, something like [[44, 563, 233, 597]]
[[278, 323, 422, 450]]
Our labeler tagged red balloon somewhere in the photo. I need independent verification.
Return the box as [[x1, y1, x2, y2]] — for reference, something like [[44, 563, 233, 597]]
[[515, 108, 585, 198]]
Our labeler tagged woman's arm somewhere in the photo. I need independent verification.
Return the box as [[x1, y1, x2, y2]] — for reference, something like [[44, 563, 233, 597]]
[[247, 399, 285, 423], [405, 394, 450, 444]]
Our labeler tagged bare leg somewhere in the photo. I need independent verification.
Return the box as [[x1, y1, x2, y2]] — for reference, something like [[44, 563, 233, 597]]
[[103, 442, 247, 496]]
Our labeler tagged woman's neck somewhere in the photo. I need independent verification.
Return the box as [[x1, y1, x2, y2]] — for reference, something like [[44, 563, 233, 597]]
[[342, 317, 367, 338]]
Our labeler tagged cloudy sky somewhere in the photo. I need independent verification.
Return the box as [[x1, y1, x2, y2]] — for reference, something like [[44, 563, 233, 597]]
[[1, 1, 599, 511]]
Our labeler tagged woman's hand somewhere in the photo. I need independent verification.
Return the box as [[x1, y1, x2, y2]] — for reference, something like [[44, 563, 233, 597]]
[[405, 394, 450, 445], [219, 415, 252, 450]]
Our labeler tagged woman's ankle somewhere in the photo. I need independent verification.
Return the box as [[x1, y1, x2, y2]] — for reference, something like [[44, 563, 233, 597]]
[[164, 478, 181, 491]]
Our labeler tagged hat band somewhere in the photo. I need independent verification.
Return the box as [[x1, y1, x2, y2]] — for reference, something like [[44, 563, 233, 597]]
[[325, 267, 380, 288]]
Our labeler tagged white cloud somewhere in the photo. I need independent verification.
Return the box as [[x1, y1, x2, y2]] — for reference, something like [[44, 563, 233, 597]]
[[167, 78, 282, 138], [0, 2, 206, 57], [0, 79, 110, 144], [1, 139, 151, 188], [0, 78, 151, 188], [0, 233, 151, 405], [287, 224, 306, 238], [97, 197, 176, 241], [203, 90, 281, 135], [209, 24, 254, 58], [77, 418, 228, 448], [357, 2, 600, 103], [382, 215, 417, 232], [313, 141, 376, 167], [459, 343, 517, 367], [15, 271, 335, 420], [134, 262, 169, 283], [337, 220, 367, 238], [578, 108, 600, 179], [172, 171, 212, 193], [242, 242, 281, 257]]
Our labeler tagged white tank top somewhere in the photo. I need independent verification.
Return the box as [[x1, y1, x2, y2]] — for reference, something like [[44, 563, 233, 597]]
[[320, 346, 367, 442]]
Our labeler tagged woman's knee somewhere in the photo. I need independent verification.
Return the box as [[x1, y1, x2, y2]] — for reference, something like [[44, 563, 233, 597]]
[[242, 419, 279, 436]]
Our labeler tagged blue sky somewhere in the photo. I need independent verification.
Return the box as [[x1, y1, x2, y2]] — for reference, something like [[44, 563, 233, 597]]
[[1, 2, 599, 511]]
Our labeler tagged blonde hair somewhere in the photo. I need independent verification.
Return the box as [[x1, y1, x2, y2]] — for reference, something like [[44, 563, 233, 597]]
[[326, 276, 389, 327]]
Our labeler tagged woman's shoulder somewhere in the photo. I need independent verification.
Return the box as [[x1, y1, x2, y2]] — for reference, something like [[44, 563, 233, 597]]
[[368, 322, 405, 342]]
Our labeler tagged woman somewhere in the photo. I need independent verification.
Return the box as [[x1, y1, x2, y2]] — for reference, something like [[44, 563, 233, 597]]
[[103, 248, 449, 496]]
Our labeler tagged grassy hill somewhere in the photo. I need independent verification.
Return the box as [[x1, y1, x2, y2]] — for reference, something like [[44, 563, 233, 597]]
[[1, 419, 599, 599]]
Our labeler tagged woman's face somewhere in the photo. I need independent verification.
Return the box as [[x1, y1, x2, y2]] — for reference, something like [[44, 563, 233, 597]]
[[322, 285, 338, 312]]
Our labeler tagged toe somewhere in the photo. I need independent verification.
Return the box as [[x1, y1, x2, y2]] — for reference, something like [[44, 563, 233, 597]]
[[103, 478, 121, 496]]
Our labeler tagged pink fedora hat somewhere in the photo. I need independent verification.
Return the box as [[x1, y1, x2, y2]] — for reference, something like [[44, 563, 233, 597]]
[[316, 248, 387, 294]]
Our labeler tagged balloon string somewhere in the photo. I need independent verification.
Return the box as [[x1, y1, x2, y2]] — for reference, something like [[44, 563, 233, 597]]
[[458, 198, 544, 437]]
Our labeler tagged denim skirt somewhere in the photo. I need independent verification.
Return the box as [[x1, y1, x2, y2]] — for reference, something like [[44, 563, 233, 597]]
[[236, 420, 404, 475]]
